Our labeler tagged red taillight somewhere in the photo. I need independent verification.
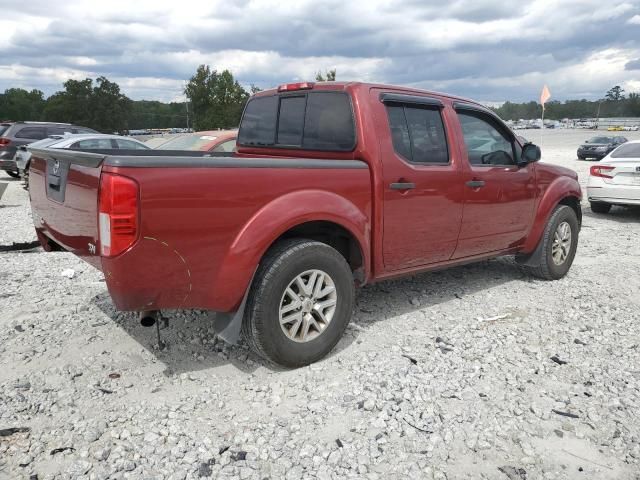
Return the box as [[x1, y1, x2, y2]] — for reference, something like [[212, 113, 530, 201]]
[[98, 173, 139, 257], [277, 82, 314, 92], [590, 165, 615, 178], [0, 138, 10, 146]]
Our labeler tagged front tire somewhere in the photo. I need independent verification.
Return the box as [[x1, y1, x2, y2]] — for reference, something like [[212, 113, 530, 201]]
[[524, 205, 579, 280], [590, 201, 611, 214], [242, 239, 355, 368]]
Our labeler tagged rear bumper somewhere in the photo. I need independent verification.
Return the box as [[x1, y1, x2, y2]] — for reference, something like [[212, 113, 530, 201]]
[[587, 184, 640, 205]]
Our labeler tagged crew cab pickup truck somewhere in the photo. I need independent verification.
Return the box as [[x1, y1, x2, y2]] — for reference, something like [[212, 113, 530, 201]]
[[28, 82, 582, 367]]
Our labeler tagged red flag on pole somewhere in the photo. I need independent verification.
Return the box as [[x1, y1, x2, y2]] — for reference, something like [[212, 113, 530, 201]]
[[540, 85, 551, 110]]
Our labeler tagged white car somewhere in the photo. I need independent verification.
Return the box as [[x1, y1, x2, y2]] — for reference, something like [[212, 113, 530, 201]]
[[587, 140, 640, 213], [15, 134, 149, 187], [622, 125, 639, 131]]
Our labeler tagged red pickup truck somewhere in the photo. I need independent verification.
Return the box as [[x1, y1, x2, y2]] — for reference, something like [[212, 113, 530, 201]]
[[28, 82, 582, 367]]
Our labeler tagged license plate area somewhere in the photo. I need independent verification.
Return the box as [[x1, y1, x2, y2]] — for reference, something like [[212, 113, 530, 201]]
[[46, 157, 69, 203]]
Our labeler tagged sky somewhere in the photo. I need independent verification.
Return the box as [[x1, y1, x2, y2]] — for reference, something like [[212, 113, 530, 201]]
[[0, 0, 639, 103]]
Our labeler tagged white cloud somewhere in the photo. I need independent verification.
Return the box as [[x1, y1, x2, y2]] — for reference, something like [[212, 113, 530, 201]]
[[0, 0, 638, 102]]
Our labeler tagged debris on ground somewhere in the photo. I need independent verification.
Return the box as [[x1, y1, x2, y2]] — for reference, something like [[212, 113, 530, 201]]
[[60, 268, 76, 279]]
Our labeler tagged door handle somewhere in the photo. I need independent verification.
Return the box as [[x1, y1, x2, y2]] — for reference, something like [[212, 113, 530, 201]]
[[389, 182, 415, 191], [465, 180, 485, 188]]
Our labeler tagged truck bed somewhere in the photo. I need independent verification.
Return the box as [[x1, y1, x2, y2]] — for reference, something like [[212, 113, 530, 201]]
[[29, 147, 371, 312]]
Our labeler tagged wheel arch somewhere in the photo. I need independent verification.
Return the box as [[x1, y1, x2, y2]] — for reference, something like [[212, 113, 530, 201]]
[[210, 190, 370, 313], [521, 177, 582, 253]]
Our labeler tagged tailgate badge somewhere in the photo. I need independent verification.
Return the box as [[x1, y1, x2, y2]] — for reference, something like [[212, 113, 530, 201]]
[[53, 160, 60, 175], [88, 242, 96, 255]]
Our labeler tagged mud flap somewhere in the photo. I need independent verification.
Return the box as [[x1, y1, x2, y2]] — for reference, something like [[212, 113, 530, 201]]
[[211, 271, 256, 344], [515, 234, 545, 267]]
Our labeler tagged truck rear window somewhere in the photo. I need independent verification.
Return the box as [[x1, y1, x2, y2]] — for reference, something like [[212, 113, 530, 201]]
[[238, 91, 355, 151]]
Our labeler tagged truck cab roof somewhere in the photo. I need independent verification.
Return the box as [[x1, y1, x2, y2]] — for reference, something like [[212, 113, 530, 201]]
[[256, 81, 484, 109]]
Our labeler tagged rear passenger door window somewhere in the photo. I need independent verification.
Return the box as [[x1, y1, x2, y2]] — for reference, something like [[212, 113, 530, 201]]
[[15, 127, 46, 140], [386, 104, 449, 164], [457, 111, 515, 166]]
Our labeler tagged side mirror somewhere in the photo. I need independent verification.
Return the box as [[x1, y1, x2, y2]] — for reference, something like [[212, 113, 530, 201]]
[[520, 143, 541, 165]]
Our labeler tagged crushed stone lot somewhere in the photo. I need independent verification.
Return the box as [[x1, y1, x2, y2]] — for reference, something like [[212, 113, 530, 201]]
[[1, 129, 640, 480]]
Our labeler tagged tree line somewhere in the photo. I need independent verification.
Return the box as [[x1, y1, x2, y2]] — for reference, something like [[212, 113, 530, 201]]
[[0, 77, 188, 133], [492, 86, 640, 121], [5, 68, 634, 132], [0, 67, 338, 132]]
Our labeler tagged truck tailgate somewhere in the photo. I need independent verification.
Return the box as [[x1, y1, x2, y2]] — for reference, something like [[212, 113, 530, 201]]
[[29, 148, 104, 270]]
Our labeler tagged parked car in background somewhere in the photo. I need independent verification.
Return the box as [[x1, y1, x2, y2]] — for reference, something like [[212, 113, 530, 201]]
[[607, 126, 624, 132], [622, 125, 639, 132], [15, 134, 149, 187], [154, 130, 237, 152], [144, 137, 174, 149], [1, 122, 97, 178], [577, 136, 627, 160], [587, 140, 640, 213], [28, 81, 582, 367]]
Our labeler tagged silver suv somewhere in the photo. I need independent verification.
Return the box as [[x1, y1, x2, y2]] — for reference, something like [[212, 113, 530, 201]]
[[0, 122, 97, 177]]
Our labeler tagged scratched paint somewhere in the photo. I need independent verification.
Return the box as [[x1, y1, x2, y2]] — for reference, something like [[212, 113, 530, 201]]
[[142, 236, 193, 306]]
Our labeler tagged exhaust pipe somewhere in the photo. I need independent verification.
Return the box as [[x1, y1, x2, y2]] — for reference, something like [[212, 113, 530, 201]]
[[139, 310, 158, 327]]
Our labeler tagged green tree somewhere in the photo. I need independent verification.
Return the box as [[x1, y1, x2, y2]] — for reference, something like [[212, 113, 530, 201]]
[[315, 69, 337, 81], [605, 85, 625, 101], [42, 77, 131, 132], [0, 88, 45, 121], [628, 93, 640, 116], [90, 76, 132, 133], [184, 66, 250, 130], [184, 65, 213, 130], [128, 100, 189, 129], [43, 78, 93, 125]]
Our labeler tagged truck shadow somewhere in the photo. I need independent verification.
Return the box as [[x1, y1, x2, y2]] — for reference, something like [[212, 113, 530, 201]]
[[93, 256, 525, 376], [330, 256, 526, 357], [92, 293, 265, 375]]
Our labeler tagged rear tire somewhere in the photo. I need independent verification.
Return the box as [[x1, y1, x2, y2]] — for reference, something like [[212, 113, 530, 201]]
[[590, 201, 611, 214], [577, 156, 585, 160], [5, 170, 19, 178], [524, 205, 579, 280], [242, 238, 355, 368]]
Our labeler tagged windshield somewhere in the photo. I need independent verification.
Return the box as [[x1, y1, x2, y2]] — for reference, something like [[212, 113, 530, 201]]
[[588, 136, 613, 144], [156, 134, 219, 151], [611, 143, 640, 158]]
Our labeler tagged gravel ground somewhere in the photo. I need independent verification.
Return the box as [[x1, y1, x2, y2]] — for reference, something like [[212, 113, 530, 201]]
[[1, 129, 640, 480]]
